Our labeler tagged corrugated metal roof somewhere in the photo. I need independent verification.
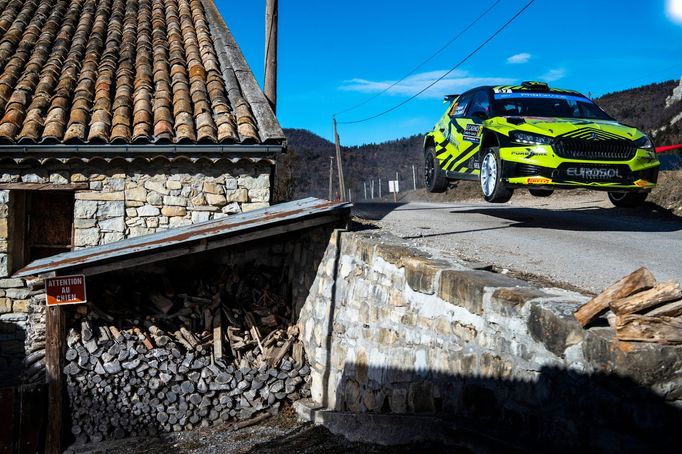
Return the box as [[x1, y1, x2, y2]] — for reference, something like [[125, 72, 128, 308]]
[[15, 198, 350, 277]]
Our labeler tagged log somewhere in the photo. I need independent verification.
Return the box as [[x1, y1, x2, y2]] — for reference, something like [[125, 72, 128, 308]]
[[574, 267, 656, 326], [644, 299, 682, 317], [610, 281, 682, 316], [615, 315, 682, 344], [213, 310, 223, 360], [133, 327, 154, 350]]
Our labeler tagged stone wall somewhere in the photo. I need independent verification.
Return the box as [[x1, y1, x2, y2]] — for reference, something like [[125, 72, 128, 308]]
[[0, 158, 273, 386], [298, 231, 682, 451]]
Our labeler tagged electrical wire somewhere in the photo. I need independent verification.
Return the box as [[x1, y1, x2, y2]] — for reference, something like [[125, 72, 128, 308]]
[[333, 0, 501, 116], [337, 0, 535, 125]]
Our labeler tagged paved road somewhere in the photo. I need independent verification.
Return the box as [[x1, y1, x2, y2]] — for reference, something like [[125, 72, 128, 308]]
[[354, 196, 682, 293]]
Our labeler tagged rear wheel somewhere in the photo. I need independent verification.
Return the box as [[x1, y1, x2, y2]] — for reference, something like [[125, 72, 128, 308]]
[[425, 146, 448, 193], [608, 191, 648, 208], [529, 189, 554, 197], [480, 147, 513, 203]]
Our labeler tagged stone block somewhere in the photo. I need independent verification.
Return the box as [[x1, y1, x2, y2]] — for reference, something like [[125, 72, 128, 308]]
[[163, 195, 187, 206], [438, 270, 529, 315], [102, 232, 125, 244], [225, 188, 248, 203], [0, 278, 23, 288], [138, 205, 160, 217], [528, 301, 584, 358], [202, 182, 223, 194], [224, 178, 238, 190], [479, 352, 513, 379], [74, 218, 97, 229], [125, 187, 147, 202], [147, 191, 163, 206], [221, 202, 241, 214], [98, 217, 125, 233], [70, 172, 88, 182], [144, 180, 169, 195], [166, 180, 182, 190], [191, 211, 211, 223], [75, 191, 124, 201], [129, 227, 153, 237], [5, 288, 29, 299], [169, 217, 192, 228], [108, 179, 125, 191], [146, 218, 159, 228], [75, 228, 100, 247], [490, 287, 549, 316], [403, 256, 446, 294], [451, 321, 477, 343], [0, 254, 7, 277], [161, 206, 187, 217], [248, 189, 270, 203], [0, 297, 10, 314], [74, 200, 98, 219], [21, 170, 48, 183], [49, 171, 69, 185], [191, 194, 206, 206], [205, 193, 227, 207], [98, 201, 125, 218], [12, 299, 30, 313], [89, 181, 103, 191], [126, 208, 138, 217]]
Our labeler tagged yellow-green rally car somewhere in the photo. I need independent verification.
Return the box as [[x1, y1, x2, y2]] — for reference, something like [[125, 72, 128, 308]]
[[424, 81, 660, 207]]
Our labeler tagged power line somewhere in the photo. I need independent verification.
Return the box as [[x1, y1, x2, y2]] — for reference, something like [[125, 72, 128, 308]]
[[333, 0, 501, 116], [337, 0, 535, 125]]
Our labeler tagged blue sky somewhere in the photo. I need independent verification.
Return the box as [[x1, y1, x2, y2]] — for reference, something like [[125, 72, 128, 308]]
[[217, 0, 682, 145]]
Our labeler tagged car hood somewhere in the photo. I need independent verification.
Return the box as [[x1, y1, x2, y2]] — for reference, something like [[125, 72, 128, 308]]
[[498, 117, 642, 141]]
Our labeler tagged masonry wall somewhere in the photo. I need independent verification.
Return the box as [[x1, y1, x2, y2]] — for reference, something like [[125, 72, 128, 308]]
[[298, 231, 682, 452], [0, 158, 273, 386]]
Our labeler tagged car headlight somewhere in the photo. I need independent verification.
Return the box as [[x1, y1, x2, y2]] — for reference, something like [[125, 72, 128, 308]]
[[509, 131, 554, 145], [634, 135, 653, 149]]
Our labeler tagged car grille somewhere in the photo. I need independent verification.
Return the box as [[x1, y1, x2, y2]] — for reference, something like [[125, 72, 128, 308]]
[[516, 164, 542, 176], [553, 139, 636, 161]]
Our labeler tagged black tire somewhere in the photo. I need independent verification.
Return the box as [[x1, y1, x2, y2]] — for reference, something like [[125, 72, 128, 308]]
[[424, 146, 448, 193], [480, 147, 513, 203], [608, 191, 648, 208], [529, 189, 554, 197]]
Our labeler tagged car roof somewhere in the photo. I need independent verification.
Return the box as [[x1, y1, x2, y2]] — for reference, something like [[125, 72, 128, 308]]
[[488, 84, 588, 98]]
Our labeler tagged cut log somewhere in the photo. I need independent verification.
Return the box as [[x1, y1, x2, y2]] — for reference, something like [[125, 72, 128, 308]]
[[610, 281, 682, 316], [644, 299, 682, 317], [615, 315, 682, 344], [574, 267, 656, 326], [213, 311, 223, 360], [133, 328, 154, 350]]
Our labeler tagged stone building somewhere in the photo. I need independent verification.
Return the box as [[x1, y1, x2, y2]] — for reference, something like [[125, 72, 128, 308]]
[[0, 0, 285, 385]]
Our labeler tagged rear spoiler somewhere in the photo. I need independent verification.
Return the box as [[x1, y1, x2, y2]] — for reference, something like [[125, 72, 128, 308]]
[[443, 94, 460, 103]]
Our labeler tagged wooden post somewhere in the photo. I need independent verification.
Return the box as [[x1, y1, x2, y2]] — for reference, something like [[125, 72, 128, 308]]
[[332, 117, 346, 201], [328, 156, 334, 201], [264, 0, 278, 112], [45, 305, 65, 454]]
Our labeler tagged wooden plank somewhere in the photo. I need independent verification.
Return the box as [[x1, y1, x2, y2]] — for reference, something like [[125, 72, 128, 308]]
[[610, 281, 682, 316], [0, 183, 88, 191], [644, 299, 682, 317], [18, 385, 47, 454], [574, 267, 656, 326], [45, 305, 65, 454], [615, 315, 682, 344], [212, 310, 223, 360], [0, 387, 16, 454]]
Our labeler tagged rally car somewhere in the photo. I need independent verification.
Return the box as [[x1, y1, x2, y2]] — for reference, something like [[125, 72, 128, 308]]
[[424, 81, 660, 207]]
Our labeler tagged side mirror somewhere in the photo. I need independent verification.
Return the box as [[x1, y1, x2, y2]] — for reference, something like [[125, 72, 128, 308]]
[[471, 110, 488, 120]]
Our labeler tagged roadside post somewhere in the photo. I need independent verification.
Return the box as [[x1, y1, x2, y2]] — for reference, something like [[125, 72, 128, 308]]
[[389, 180, 399, 202], [44, 274, 87, 454]]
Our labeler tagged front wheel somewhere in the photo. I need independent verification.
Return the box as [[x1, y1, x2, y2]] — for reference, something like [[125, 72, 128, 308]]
[[425, 146, 448, 193], [529, 189, 554, 197], [480, 147, 513, 203], [608, 191, 648, 208]]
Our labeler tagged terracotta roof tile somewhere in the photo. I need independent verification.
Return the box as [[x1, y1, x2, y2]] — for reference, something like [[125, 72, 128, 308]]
[[0, 0, 284, 146]]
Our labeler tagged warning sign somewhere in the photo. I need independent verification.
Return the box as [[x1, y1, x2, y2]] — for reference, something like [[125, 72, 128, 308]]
[[45, 275, 87, 306]]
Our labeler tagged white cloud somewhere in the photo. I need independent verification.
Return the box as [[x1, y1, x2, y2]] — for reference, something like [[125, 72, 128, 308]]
[[506, 53, 531, 64], [667, 0, 682, 24], [540, 68, 566, 82], [339, 70, 514, 99]]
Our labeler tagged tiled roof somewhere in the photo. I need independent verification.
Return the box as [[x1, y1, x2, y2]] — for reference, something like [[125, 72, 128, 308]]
[[0, 0, 284, 146]]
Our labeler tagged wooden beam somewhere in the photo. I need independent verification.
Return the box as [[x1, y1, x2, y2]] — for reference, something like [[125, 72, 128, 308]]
[[0, 183, 88, 191], [644, 299, 682, 317], [263, 0, 278, 113], [615, 314, 682, 344], [610, 281, 682, 316], [45, 305, 65, 454], [574, 267, 656, 326], [212, 310, 223, 361]]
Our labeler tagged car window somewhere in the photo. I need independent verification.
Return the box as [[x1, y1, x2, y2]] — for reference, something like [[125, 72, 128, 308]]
[[468, 91, 491, 117], [492, 93, 612, 120], [449, 93, 473, 118]]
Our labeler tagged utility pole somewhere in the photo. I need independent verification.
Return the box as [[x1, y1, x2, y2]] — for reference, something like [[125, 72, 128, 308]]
[[412, 165, 416, 190], [332, 117, 346, 201], [264, 0, 278, 112], [328, 156, 334, 200]]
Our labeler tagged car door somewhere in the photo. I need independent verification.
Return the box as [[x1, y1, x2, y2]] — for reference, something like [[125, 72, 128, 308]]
[[434, 91, 474, 174], [447, 89, 489, 175]]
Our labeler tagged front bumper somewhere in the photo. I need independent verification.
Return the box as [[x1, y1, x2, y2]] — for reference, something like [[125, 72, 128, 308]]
[[499, 145, 660, 191]]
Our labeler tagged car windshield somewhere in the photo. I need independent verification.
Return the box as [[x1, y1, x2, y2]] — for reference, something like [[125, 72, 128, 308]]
[[493, 92, 613, 120]]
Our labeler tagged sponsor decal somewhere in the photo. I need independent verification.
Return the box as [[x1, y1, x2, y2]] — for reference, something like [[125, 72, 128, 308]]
[[462, 123, 481, 143], [635, 179, 652, 188], [566, 167, 622, 179], [527, 177, 551, 184]]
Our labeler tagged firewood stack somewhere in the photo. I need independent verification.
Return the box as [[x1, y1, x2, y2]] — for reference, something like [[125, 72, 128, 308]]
[[574, 267, 682, 344], [63, 266, 311, 444]]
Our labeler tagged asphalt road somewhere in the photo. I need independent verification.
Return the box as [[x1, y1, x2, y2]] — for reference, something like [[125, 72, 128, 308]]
[[353, 195, 682, 293]]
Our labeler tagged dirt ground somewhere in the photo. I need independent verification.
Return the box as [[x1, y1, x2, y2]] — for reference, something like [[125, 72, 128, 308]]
[[66, 407, 463, 454]]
